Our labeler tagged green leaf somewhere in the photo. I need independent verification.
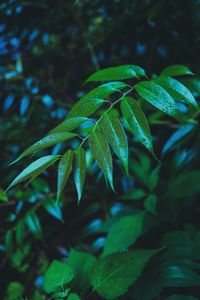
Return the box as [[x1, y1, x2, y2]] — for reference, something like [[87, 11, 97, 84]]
[[101, 111, 128, 174], [25, 211, 43, 240], [162, 230, 199, 261], [74, 148, 86, 203], [153, 76, 198, 108], [148, 166, 160, 191], [0, 188, 8, 202], [121, 97, 153, 153], [57, 150, 73, 202], [92, 249, 159, 299], [7, 155, 59, 190], [89, 126, 114, 190], [67, 293, 81, 300], [49, 117, 88, 135], [44, 260, 74, 293], [68, 249, 97, 295], [180, 76, 200, 97], [160, 266, 200, 287], [121, 189, 146, 200], [103, 213, 145, 256], [134, 81, 180, 119], [5, 282, 24, 300], [161, 65, 194, 77], [162, 124, 195, 154], [32, 290, 44, 300], [144, 194, 157, 215], [67, 82, 129, 118], [86, 65, 146, 82], [170, 170, 200, 198], [13, 133, 76, 163]]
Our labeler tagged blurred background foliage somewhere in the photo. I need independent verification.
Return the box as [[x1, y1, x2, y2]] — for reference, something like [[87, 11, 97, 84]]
[[0, 0, 200, 299]]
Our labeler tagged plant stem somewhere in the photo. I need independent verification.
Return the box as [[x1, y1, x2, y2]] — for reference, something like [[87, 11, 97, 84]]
[[78, 86, 134, 148]]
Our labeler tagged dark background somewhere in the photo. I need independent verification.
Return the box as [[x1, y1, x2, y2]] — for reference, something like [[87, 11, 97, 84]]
[[0, 0, 200, 298]]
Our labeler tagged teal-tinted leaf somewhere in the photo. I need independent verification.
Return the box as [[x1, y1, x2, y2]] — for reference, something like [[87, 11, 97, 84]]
[[57, 150, 73, 202], [68, 249, 97, 295], [160, 266, 200, 287], [67, 293, 81, 300], [49, 117, 88, 135], [44, 260, 74, 293], [121, 97, 153, 153], [170, 171, 200, 198], [144, 194, 157, 215], [67, 82, 128, 118], [89, 126, 113, 190], [13, 133, 76, 163], [162, 124, 195, 154], [7, 155, 59, 190], [0, 188, 8, 202], [92, 249, 159, 299], [135, 81, 180, 119], [25, 211, 43, 240], [86, 65, 145, 82], [101, 111, 128, 174], [43, 199, 63, 222], [74, 148, 86, 203], [103, 212, 145, 256], [153, 76, 198, 108], [161, 65, 193, 77]]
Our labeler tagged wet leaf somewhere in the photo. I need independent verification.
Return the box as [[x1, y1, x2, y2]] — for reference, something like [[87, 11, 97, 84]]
[[86, 65, 145, 82]]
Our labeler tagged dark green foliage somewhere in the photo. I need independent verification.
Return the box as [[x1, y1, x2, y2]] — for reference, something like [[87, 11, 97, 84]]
[[67, 249, 96, 295], [91, 249, 159, 299], [1, 1, 200, 299], [103, 212, 145, 256], [44, 260, 73, 293]]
